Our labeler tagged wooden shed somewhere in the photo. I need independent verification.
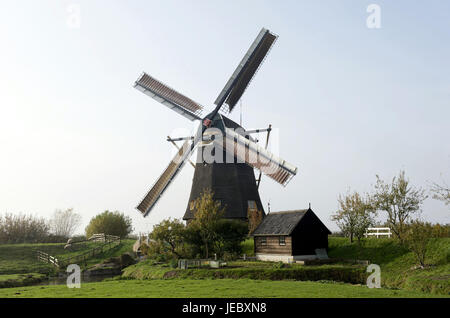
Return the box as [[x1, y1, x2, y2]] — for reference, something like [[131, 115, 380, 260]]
[[252, 208, 331, 263]]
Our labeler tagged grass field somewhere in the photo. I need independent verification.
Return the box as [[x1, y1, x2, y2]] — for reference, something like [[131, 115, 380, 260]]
[[0, 278, 446, 298], [0, 236, 448, 297]]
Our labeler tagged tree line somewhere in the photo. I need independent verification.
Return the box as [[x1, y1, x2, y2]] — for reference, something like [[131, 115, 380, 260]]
[[0, 209, 133, 244], [331, 170, 449, 267], [0, 209, 81, 244]]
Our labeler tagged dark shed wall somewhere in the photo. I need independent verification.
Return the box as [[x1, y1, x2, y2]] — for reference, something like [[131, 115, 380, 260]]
[[291, 211, 329, 255]]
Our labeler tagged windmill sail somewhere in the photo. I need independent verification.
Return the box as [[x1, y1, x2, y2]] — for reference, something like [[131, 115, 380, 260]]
[[214, 128, 297, 186], [136, 140, 194, 216], [214, 28, 277, 113], [134, 73, 203, 121], [136, 124, 203, 216]]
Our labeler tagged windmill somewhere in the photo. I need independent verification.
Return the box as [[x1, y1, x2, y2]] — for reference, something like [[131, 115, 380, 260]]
[[134, 28, 298, 221]]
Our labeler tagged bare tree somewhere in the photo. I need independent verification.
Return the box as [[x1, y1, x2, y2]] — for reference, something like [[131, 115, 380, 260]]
[[50, 208, 82, 238], [331, 191, 375, 243], [373, 171, 428, 243], [430, 180, 450, 206]]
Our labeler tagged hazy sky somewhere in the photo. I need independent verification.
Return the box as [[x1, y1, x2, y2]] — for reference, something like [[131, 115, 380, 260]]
[[0, 0, 449, 234]]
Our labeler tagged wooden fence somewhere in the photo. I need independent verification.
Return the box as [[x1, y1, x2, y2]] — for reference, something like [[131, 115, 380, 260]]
[[37, 251, 60, 267], [36, 233, 121, 268], [364, 227, 392, 238]]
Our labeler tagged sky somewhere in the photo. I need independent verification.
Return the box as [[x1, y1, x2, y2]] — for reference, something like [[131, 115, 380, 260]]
[[0, 0, 449, 235]]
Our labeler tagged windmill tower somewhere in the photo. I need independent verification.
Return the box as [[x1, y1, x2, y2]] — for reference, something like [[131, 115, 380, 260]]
[[133, 28, 298, 221]]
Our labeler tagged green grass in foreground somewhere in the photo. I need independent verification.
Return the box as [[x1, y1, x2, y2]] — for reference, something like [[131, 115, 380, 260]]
[[0, 279, 446, 298]]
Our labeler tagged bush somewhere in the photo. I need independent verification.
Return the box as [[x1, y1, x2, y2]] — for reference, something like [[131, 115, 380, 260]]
[[0, 213, 50, 243], [146, 241, 176, 262], [272, 261, 286, 269], [169, 259, 178, 268], [149, 218, 186, 258], [213, 219, 248, 257], [44, 234, 70, 243], [404, 220, 434, 267], [85, 210, 133, 239]]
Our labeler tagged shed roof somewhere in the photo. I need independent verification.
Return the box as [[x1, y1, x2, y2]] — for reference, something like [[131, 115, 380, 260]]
[[252, 209, 308, 236]]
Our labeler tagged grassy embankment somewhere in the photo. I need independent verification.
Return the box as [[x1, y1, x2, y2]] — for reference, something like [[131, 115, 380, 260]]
[[0, 239, 135, 287], [327, 237, 449, 294]]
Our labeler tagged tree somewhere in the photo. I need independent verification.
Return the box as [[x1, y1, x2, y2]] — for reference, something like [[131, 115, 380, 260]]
[[149, 218, 186, 258], [50, 208, 82, 238], [373, 171, 428, 243], [404, 220, 433, 268], [85, 210, 133, 239], [213, 219, 248, 257], [430, 180, 450, 206], [190, 188, 225, 258], [331, 191, 375, 243]]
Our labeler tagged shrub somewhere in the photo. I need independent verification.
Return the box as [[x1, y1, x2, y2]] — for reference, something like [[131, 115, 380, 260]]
[[404, 220, 434, 267], [0, 213, 50, 243], [149, 218, 186, 258], [272, 261, 286, 269], [85, 210, 133, 238], [213, 219, 248, 257], [169, 259, 178, 268], [146, 240, 176, 262]]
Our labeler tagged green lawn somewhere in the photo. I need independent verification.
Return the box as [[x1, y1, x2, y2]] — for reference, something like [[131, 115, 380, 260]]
[[0, 278, 446, 298]]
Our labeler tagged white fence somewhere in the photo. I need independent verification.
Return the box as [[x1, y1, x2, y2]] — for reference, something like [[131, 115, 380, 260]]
[[364, 227, 392, 238]]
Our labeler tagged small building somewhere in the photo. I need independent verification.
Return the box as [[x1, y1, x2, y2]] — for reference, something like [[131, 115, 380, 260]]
[[252, 208, 331, 263]]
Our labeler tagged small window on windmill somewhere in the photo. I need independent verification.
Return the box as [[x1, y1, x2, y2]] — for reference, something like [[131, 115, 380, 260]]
[[261, 237, 267, 246], [248, 200, 257, 210], [189, 201, 195, 211]]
